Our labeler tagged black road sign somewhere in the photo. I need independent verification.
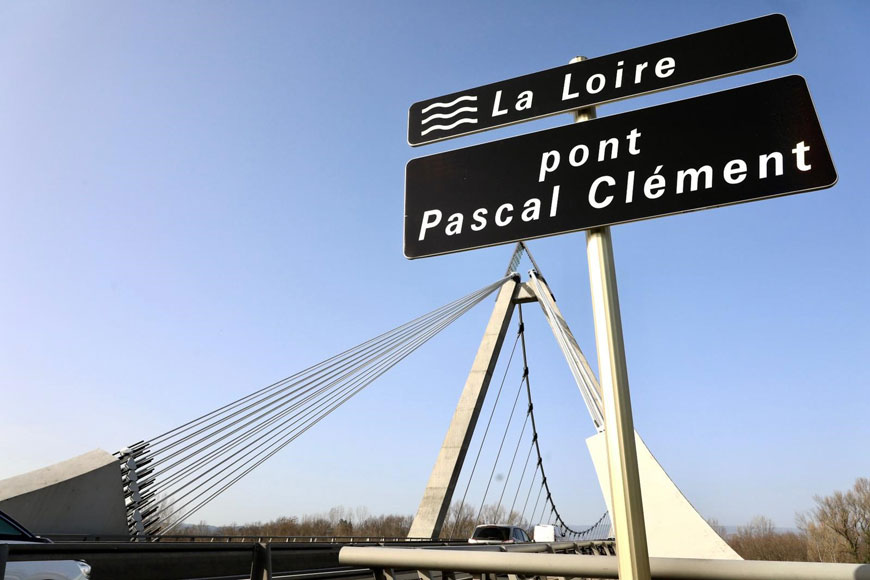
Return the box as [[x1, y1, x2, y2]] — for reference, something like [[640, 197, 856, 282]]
[[404, 76, 836, 259], [408, 14, 795, 146]]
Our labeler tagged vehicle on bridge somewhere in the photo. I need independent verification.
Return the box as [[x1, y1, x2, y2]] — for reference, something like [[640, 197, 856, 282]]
[[0, 510, 91, 580], [532, 524, 565, 543], [467, 524, 530, 544]]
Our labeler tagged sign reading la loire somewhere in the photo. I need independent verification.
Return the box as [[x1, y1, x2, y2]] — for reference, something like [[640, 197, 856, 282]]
[[407, 14, 795, 146], [404, 76, 836, 259]]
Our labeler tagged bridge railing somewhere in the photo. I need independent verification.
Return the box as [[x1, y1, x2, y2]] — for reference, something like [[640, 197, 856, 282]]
[[12, 539, 869, 580], [0, 539, 605, 580], [0, 538, 463, 580], [47, 533, 445, 544], [338, 545, 870, 580]]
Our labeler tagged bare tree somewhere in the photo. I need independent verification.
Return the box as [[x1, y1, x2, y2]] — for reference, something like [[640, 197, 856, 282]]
[[799, 477, 870, 563], [727, 515, 808, 561], [706, 517, 729, 540], [440, 502, 530, 540], [441, 502, 476, 540], [798, 515, 848, 563]]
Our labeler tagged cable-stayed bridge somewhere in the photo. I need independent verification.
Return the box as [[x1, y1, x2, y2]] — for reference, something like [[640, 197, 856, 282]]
[[0, 242, 760, 580], [116, 243, 615, 542]]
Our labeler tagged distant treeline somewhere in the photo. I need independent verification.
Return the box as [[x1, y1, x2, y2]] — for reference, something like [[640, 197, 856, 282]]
[[180, 503, 525, 540], [180, 477, 870, 564], [710, 476, 870, 563], [182, 506, 413, 539]]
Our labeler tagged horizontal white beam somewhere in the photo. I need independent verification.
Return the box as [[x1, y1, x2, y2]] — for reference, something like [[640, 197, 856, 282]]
[[339, 546, 870, 580]]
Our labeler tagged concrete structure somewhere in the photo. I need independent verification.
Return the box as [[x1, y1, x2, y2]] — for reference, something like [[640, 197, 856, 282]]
[[408, 277, 520, 539], [587, 432, 741, 559], [0, 449, 127, 536], [408, 252, 740, 560]]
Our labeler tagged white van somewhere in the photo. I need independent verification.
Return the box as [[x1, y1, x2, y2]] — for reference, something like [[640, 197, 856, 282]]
[[533, 523, 565, 542]]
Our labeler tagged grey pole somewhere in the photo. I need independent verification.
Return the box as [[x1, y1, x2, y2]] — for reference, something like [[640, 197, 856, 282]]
[[340, 546, 870, 580], [571, 55, 651, 580]]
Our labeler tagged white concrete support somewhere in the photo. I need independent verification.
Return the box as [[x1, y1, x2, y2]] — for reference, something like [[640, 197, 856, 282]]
[[0, 449, 128, 536], [586, 431, 741, 559], [408, 276, 521, 539]]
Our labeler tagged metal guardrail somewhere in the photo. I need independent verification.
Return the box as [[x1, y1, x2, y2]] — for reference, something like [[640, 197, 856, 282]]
[[338, 545, 870, 580], [0, 539, 465, 580], [47, 534, 442, 544], [4, 541, 323, 580]]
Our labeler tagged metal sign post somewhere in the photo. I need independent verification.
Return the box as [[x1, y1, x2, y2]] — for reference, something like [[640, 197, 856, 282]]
[[587, 226, 650, 580], [569, 56, 650, 580]]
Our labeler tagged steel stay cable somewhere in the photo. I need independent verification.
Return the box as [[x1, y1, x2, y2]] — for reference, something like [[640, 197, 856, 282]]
[[155, 323, 448, 522], [493, 307, 535, 520], [535, 280, 602, 424], [165, 287, 500, 518], [141, 278, 504, 488], [154, 333, 428, 503], [152, 289, 491, 523], [474, 368, 527, 523], [134, 277, 509, 523], [150, 288, 484, 475], [147, 279, 504, 456], [153, 305, 471, 507], [156, 307, 471, 532], [447, 331, 521, 539], [494, 411, 530, 516], [530, 482, 545, 526], [151, 303, 477, 489], [146, 282, 494, 446], [518, 463, 540, 524], [146, 276, 510, 449], [508, 437, 536, 517], [157, 284, 490, 488], [529, 271, 604, 429], [152, 304, 460, 466]]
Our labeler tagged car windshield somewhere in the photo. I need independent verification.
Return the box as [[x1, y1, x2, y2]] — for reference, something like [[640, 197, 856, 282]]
[[0, 513, 31, 541], [473, 526, 510, 541]]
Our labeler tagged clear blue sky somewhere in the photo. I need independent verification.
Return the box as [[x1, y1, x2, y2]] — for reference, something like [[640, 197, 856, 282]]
[[1, 1, 867, 530]]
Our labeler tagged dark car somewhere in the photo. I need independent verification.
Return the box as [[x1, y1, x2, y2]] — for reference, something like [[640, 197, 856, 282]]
[[468, 524, 531, 544], [0, 509, 91, 580]]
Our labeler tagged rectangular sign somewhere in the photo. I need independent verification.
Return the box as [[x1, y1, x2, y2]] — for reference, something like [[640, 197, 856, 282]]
[[404, 76, 836, 259], [408, 14, 795, 146]]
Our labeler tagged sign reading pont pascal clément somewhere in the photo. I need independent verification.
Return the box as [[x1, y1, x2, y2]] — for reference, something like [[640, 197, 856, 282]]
[[404, 76, 836, 259]]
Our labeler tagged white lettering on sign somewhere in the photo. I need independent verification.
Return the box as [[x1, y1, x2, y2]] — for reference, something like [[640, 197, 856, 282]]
[[563, 141, 814, 209], [589, 176, 616, 208], [492, 90, 535, 117], [415, 139, 817, 243], [561, 57, 676, 103], [538, 128, 643, 183], [418, 210, 442, 241], [416, 186, 562, 241]]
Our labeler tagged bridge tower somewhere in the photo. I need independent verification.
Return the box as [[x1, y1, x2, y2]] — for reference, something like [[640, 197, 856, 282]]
[[408, 244, 739, 560]]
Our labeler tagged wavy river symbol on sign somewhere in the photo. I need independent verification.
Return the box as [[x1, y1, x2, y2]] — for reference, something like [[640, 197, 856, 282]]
[[419, 95, 478, 136]]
